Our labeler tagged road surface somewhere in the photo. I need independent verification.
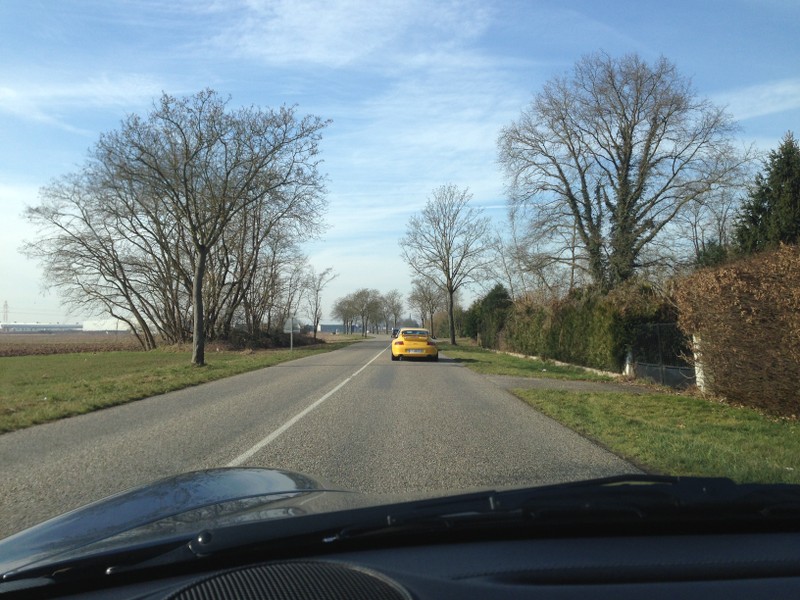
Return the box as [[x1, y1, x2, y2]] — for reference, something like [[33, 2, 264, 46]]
[[0, 337, 638, 538]]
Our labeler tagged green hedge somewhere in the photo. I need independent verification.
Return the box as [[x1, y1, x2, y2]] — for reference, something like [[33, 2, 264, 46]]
[[464, 284, 513, 348], [503, 283, 671, 372]]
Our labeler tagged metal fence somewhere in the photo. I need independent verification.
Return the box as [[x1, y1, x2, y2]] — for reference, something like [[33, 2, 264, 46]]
[[630, 322, 695, 389]]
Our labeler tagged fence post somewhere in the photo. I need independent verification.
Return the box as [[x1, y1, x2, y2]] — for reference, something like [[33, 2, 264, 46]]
[[624, 346, 635, 377], [692, 335, 706, 392]]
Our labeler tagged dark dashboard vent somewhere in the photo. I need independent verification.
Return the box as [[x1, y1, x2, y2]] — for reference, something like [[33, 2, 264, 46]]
[[167, 560, 411, 600]]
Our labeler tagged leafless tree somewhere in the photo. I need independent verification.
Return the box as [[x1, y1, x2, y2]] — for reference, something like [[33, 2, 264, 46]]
[[498, 52, 748, 290], [381, 289, 404, 332], [335, 288, 382, 337], [400, 184, 491, 344], [332, 295, 358, 335], [673, 188, 745, 266], [23, 171, 188, 349], [24, 90, 328, 365], [407, 280, 446, 335], [276, 255, 309, 333], [486, 219, 576, 302], [303, 267, 338, 340]]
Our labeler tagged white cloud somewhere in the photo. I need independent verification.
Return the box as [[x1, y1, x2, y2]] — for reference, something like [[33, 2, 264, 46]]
[[218, 0, 492, 69], [0, 73, 164, 132], [715, 78, 800, 121]]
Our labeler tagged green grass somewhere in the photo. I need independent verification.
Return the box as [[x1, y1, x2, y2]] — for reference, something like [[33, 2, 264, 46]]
[[515, 388, 800, 484], [441, 341, 799, 484], [439, 342, 613, 381], [0, 342, 355, 434]]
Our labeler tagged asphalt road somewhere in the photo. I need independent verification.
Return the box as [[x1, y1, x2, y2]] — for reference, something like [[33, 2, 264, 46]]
[[0, 337, 639, 539]]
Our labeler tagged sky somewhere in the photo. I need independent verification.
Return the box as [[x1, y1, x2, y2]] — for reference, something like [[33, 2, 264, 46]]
[[1, 0, 798, 325]]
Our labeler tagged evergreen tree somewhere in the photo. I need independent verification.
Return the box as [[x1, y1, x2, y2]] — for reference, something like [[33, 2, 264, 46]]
[[467, 284, 512, 348], [735, 132, 800, 253]]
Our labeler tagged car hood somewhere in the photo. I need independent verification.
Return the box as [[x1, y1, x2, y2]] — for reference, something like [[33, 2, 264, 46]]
[[5, 470, 800, 585], [0, 467, 373, 578]]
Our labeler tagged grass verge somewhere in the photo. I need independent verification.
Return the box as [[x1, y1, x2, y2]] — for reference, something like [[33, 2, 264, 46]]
[[515, 388, 799, 484], [0, 342, 355, 434], [439, 342, 613, 381], [442, 341, 798, 484]]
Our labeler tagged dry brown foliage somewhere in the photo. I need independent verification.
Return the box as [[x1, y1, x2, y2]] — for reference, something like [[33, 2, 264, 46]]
[[674, 245, 800, 416]]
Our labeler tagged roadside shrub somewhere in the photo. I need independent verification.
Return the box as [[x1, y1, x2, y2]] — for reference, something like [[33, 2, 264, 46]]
[[674, 244, 800, 417], [465, 284, 512, 348], [504, 282, 671, 372]]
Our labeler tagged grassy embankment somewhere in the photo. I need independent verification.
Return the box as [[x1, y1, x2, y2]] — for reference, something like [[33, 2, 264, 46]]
[[0, 339, 359, 434], [440, 342, 799, 484], [438, 342, 613, 381]]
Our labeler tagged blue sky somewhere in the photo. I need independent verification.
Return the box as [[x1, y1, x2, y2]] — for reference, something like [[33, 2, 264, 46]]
[[1, 0, 798, 324]]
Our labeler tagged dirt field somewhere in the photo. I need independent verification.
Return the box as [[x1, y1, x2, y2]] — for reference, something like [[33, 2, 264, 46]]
[[0, 332, 142, 357], [0, 331, 354, 357]]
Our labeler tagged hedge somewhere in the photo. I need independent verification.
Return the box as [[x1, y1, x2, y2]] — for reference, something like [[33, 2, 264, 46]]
[[502, 282, 673, 372], [674, 244, 800, 417]]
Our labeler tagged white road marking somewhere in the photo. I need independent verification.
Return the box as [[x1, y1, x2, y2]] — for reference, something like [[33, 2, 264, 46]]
[[226, 348, 386, 467]]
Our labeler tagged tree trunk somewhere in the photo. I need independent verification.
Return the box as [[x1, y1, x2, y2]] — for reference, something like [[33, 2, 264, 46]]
[[447, 289, 456, 345], [192, 246, 207, 366]]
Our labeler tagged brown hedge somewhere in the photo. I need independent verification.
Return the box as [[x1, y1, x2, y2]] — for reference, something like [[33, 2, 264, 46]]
[[674, 245, 800, 417]]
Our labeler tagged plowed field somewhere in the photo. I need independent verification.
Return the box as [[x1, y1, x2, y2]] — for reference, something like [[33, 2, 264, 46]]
[[0, 332, 142, 357]]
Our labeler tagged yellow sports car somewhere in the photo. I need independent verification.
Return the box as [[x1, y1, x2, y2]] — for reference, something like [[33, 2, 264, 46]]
[[390, 327, 439, 361]]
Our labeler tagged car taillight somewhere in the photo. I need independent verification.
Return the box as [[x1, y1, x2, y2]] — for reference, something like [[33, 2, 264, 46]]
[[427, 341, 435, 346], [394, 341, 404, 345]]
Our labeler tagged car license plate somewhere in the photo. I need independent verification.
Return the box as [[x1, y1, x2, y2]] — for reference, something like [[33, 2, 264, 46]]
[[408, 349, 424, 353]]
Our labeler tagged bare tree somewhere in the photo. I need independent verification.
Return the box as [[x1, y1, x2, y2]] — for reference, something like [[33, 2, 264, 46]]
[[670, 188, 743, 267], [486, 219, 576, 302], [303, 267, 338, 340], [332, 295, 358, 335], [382, 289, 404, 331], [25, 90, 328, 365], [348, 288, 382, 337], [400, 184, 491, 344], [408, 276, 446, 336], [277, 256, 308, 332], [23, 171, 188, 349], [498, 52, 747, 290]]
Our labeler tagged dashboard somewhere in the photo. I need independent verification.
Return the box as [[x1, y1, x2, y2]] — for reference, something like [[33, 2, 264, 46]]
[[8, 530, 800, 599]]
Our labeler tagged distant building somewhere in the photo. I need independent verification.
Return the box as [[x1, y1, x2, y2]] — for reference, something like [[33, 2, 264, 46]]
[[83, 319, 130, 332], [0, 319, 130, 333], [0, 322, 82, 333]]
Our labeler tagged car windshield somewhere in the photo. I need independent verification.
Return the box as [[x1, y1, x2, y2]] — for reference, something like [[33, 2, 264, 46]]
[[1, 0, 798, 557]]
